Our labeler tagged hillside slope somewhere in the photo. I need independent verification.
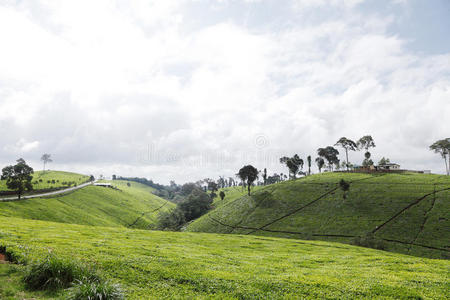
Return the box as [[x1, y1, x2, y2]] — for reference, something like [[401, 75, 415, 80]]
[[0, 170, 90, 192], [187, 172, 450, 258], [0, 216, 448, 299], [0, 180, 174, 229]]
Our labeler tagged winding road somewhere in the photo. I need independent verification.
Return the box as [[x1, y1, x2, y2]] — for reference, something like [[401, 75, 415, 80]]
[[0, 181, 95, 202]]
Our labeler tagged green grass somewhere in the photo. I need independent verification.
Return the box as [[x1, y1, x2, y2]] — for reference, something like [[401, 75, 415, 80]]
[[187, 172, 450, 258], [0, 263, 63, 299], [0, 180, 174, 229], [0, 170, 90, 192], [0, 216, 448, 299]]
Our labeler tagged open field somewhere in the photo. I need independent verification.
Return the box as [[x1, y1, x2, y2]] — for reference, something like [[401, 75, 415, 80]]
[[187, 172, 450, 259], [0, 170, 90, 192], [0, 180, 174, 229], [0, 216, 449, 299]]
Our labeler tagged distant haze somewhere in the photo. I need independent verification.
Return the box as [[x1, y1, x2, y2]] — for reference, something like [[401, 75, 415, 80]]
[[0, 0, 449, 184]]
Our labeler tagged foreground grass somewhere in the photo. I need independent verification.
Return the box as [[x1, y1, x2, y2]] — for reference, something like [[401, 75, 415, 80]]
[[0, 180, 174, 229], [188, 172, 450, 259], [0, 216, 449, 299], [0, 170, 90, 192], [0, 263, 62, 299]]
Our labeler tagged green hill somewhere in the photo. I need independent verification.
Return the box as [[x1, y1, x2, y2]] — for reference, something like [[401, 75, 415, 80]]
[[1, 216, 448, 299], [0, 170, 90, 192], [187, 172, 450, 259], [0, 180, 174, 229]]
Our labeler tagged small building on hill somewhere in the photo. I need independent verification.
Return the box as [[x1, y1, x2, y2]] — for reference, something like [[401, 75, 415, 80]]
[[377, 163, 400, 170], [94, 182, 112, 187]]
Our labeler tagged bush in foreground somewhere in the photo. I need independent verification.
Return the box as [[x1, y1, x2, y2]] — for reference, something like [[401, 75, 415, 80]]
[[23, 254, 99, 291], [69, 278, 124, 300]]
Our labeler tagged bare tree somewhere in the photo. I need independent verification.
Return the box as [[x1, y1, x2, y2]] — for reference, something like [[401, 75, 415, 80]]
[[40, 153, 53, 172]]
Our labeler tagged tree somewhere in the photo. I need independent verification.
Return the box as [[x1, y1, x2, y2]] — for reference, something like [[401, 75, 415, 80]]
[[178, 189, 212, 222], [357, 135, 376, 165], [317, 146, 339, 171], [237, 165, 259, 195], [89, 175, 95, 181], [315, 157, 325, 173], [307, 155, 312, 175], [157, 208, 186, 231], [335, 137, 357, 171], [280, 154, 303, 179], [219, 191, 226, 201], [112, 174, 117, 180], [362, 151, 374, 167], [40, 154, 52, 172], [1, 158, 34, 199], [378, 157, 390, 165], [430, 138, 450, 175], [262, 168, 267, 185]]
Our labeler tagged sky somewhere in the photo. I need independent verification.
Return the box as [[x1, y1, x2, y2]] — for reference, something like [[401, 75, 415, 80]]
[[0, 0, 449, 184]]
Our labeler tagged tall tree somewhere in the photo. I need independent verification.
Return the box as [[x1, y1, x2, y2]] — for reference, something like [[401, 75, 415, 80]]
[[315, 157, 325, 173], [317, 146, 339, 171], [262, 168, 267, 185], [1, 158, 34, 199], [280, 154, 303, 179], [357, 135, 376, 165], [237, 165, 259, 195], [40, 153, 52, 172], [307, 155, 312, 175], [429, 138, 450, 175], [335, 137, 357, 171]]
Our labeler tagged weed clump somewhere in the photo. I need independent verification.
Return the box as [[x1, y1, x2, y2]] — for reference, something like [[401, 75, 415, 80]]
[[69, 278, 124, 300], [23, 254, 99, 291]]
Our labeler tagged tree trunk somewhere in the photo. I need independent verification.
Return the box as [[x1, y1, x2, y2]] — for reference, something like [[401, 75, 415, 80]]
[[345, 149, 349, 172], [247, 182, 251, 196], [445, 154, 449, 175]]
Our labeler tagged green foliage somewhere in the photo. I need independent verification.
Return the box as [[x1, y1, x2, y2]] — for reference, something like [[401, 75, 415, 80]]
[[69, 278, 124, 300], [317, 146, 339, 171], [237, 165, 259, 195], [23, 254, 99, 291], [1, 158, 34, 198], [157, 208, 186, 230], [178, 189, 212, 222]]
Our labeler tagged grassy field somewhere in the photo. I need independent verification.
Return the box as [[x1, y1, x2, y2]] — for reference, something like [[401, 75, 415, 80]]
[[0, 170, 90, 192], [0, 180, 174, 229], [187, 172, 450, 259], [0, 216, 449, 299]]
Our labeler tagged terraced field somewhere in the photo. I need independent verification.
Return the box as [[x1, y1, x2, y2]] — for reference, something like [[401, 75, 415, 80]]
[[187, 172, 450, 258], [0, 216, 448, 299]]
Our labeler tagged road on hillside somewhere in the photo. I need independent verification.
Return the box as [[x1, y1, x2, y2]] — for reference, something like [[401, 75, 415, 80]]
[[0, 181, 95, 202]]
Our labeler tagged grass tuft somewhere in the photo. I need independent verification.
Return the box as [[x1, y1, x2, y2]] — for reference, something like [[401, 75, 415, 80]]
[[23, 254, 99, 291], [69, 278, 124, 300]]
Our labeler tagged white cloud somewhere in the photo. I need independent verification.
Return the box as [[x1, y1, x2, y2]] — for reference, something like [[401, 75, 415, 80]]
[[0, 0, 448, 183]]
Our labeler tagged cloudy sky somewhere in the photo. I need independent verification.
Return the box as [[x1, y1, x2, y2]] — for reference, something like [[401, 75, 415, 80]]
[[0, 0, 449, 184]]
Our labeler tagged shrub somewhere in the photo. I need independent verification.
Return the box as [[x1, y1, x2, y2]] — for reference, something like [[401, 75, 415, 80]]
[[23, 255, 99, 291], [69, 278, 124, 300]]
